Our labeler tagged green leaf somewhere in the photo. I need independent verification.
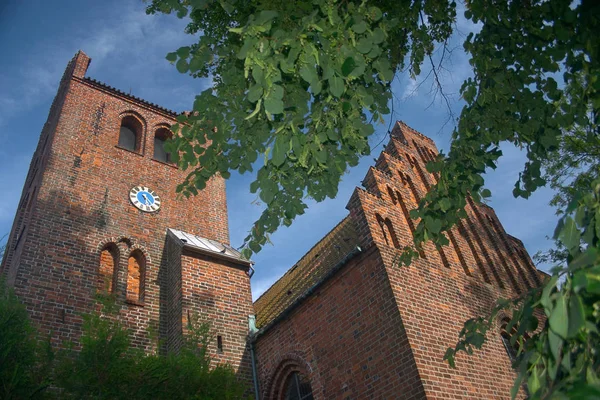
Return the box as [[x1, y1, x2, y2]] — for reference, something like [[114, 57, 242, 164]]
[[585, 266, 600, 294], [351, 21, 367, 34], [356, 37, 373, 54], [368, 7, 382, 22], [271, 137, 287, 167], [219, 0, 234, 14], [249, 240, 261, 253], [359, 123, 374, 137], [311, 80, 322, 96], [315, 148, 327, 164], [372, 27, 385, 44], [260, 181, 277, 204], [255, 10, 278, 25], [248, 84, 263, 103], [176, 59, 189, 73], [329, 76, 345, 98], [443, 348, 456, 368], [299, 65, 318, 85], [439, 198, 451, 212], [264, 97, 284, 115], [567, 292, 585, 338], [540, 275, 558, 312], [559, 217, 580, 251], [426, 218, 442, 234], [270, 84, 284, 100], [341, 57, 356, 77], [176, 46, 190, 58], [362, 94, 374, 107], [527, 369, 541, 396], [480, 189, 491, 198], [166, 52, 178, 62], [549, 293, 568, 339], [548, 329, 562, 361]]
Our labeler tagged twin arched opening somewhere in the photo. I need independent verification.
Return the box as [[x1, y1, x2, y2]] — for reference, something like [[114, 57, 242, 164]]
[[117, 113, 173, 164], [98, 243, 146, 304]]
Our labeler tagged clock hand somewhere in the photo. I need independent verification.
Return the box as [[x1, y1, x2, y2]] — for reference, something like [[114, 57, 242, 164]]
[[142, 194, 151, 206]]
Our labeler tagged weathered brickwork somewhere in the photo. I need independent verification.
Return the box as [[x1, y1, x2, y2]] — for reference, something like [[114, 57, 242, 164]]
[[254, 247, 427, 399], [180, 250, 254, 381], [0, 51, 252, 383], [254, 121, 545, 399]]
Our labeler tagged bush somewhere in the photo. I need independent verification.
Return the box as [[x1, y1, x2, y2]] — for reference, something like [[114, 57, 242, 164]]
[[0, 282, 248, 399], [0, 278, 52, 399]]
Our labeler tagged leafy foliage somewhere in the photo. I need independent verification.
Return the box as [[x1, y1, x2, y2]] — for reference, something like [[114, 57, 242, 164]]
[[149, 0, 600, 397], [55, 294, 247, 399], [0, 285, 246, 399], [0, 278, 52, 399], [534, 79, 600, 266], [146, 0, 455, 258]]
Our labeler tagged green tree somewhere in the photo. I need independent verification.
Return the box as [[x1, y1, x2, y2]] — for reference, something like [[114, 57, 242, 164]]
[[534, 76, 600, 266], [0, 279, 52, 399], [147, 0, 600, 397], [0, 282, 246, 399], [54, 294, 246, 399]]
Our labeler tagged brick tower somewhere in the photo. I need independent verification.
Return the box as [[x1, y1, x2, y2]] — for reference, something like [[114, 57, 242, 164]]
[[252, 121, 546, 399], [0, 51, 254, 379]]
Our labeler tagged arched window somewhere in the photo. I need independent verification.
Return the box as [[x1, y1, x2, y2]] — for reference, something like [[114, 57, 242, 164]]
[[127, 250, 145, 304], [376, 214, 400, 248], [153, 127, 172, 163], [118, 115, 143, 152], [406, 154, 430, 190], [283, 372, 314, 400], [386, 186, 398, 205], [98, 243, 119, 292]]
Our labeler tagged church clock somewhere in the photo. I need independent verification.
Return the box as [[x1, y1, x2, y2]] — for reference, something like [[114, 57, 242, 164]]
[[129, 186, 161, 212]]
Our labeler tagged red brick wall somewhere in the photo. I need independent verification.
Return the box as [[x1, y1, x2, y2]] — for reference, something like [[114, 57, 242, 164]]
[[255, 121, 539, 399], [254, 246, 427, 400], [351, 121, 535, 398], [0, 52, 235, 355], [178, 250, 254, 383]]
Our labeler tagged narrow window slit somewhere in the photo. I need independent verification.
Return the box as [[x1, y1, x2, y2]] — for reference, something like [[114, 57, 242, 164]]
[[467, 198, 521, 292], [217, 335, 223, 353]]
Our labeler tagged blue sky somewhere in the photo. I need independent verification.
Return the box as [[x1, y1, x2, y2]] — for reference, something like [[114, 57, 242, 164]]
[[0, 1, 557, 299]]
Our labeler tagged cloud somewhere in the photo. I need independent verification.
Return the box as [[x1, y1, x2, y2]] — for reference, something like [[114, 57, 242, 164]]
[[0, 2, 195, 131]]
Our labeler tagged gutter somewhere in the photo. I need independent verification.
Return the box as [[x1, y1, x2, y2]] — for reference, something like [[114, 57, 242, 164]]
[[249, 339, 261, 399], [251, 245, 362, 341], [181, 243, 254, 268], [247, 315, 261, 399]]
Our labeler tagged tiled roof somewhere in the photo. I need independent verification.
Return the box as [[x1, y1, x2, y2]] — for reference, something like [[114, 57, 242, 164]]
[[82, 77, 180, 117], [254, 216, 360, 329], [167, 228, 252, 266]]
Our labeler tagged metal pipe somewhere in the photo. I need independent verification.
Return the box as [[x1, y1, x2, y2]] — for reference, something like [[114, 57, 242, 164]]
[[250, 340, 261, 400]]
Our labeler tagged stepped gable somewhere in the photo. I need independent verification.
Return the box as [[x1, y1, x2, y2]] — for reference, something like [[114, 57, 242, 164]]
[[254, 216, 360, 329]]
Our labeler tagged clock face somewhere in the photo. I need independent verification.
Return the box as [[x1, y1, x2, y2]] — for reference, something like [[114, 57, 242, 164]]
[[129, 186, 161, 212]]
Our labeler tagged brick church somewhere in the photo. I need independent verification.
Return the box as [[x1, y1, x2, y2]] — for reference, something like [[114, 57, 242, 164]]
[[1, 51, 546, 399]]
